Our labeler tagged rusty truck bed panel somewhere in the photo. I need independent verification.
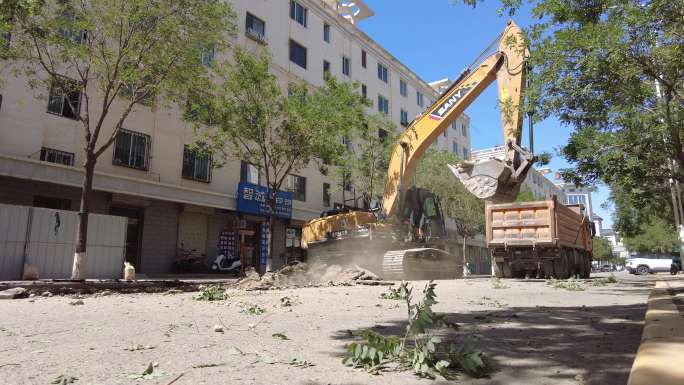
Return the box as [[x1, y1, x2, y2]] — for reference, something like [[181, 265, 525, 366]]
[[486, 198, 592, 252]]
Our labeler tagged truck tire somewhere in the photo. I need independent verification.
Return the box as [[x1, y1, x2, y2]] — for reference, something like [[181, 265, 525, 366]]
[[636, 265, 650, 275]]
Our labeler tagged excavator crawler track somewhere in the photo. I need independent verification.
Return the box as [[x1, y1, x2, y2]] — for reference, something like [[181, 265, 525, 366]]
[[382, 248, 460, 281]]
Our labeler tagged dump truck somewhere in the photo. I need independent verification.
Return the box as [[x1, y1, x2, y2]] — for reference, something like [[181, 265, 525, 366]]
[[486, 197, 594, 279]]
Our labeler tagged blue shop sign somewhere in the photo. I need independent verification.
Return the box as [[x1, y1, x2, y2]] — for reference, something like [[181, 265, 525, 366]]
[[236, 182, 293, 219]]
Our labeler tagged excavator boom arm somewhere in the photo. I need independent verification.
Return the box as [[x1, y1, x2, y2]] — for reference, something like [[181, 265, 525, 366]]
[[382, 21, 530, 217]]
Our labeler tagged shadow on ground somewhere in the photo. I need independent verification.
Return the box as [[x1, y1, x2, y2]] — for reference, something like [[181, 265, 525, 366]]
[[331, 301, 646, 385]]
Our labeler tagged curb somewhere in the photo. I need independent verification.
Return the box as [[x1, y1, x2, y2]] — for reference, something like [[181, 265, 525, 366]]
[[627, 277, 684, 385]]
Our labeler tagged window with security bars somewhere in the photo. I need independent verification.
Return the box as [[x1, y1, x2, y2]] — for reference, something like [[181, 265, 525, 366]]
[[47, 78, 82, 120], [113, 129, 150, 170], [182, 145, 211, 182], [40, 147, 75, 166]]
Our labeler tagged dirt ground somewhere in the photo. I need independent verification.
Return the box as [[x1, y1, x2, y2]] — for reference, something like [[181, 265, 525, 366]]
[[0, 272, 652, 385]]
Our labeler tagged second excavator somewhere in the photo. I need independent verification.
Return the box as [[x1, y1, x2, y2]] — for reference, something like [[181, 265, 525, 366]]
[[301, 21, 534, 279]]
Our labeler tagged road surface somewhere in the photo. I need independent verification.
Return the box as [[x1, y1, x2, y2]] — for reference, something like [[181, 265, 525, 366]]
[[0, 272, 652, 385]]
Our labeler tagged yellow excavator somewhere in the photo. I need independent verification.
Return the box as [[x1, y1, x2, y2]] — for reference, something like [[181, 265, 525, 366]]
[[301, 21, 534, 279]]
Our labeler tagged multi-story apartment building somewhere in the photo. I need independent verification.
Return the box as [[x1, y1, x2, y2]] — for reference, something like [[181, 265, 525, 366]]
[[0, 0, 471, 275], [556, 182, 596, 220], [470, 146, 567, 202]]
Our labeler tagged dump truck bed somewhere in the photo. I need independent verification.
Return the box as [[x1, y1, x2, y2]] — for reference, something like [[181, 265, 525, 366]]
[[486, 198, 592, 251]]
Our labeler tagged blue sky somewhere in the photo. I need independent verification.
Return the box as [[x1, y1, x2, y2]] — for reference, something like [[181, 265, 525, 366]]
[[359, 0, 614, 228]]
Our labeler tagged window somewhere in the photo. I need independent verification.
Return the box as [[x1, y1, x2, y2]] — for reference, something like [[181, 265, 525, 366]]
[[342, 135, 352, 150], [323, 60, 330, 78], [361, 50, 367, 68], [451, 121, 458, 130], [287, 174, 306, 201], [40, 147, 75, 166], [58, 12, 86, 44], [399, 79, 407, 97], [462, 123, 468, 137], [323, 183, 331, 207], [1, 31, 10, 48], [113, 129, 150, 171], [290, 1, 307, 27], [377, 95, 389, 114], [416, 91, 424, 108], [342, 56, 351, 77], [323, 22, 330, 42], [361, 84, 367, 99], [182, 145, 211, 183], [378, 128, 388, 141], [452, 141, 459, 154], [240, 161, 261, 184], [200, 44, 215, 66], [567, 195, 587, 205], [377, 63, 388, 83], [443, 130, 447, 138], [289, 39, 307, 69], [47, 78, 82, 120], [245, 12, 266, 43], [400, 109, 409, 127], [34, 196, 71, 211], [463, 148, 469, 160]]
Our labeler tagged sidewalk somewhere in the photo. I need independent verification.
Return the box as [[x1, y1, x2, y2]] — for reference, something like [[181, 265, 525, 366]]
[[627, 275, 684, 385]]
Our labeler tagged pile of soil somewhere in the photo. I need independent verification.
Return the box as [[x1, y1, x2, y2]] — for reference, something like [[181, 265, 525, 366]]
[[235, 262, 380, 290]]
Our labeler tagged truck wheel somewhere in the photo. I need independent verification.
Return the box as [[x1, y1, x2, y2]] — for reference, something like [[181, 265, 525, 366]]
[[636, 265, 650, 275]]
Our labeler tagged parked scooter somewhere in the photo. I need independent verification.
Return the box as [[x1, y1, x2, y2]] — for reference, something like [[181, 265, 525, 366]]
[[210, 252, 242, 273]]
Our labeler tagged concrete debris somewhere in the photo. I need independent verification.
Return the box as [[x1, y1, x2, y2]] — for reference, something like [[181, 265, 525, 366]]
[[235, 262, 381, 291], [42, 291, 54, 297], [0, 287, 28, 299], [213, 325, 224, 333]]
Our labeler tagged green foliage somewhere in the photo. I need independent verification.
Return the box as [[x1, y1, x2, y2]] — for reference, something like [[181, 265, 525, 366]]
[[51, 374, 77, 385], [193, 47, 367, 216], [490, 278, 509, 289], [416, 149, 485, 237], [343, 281, 491, 379], [127, 362, 164, 380], [515, 186, 536, 203], [379, 282, 409, 300], [272, 333, 289, 340], [460, 0, 684, 227], [592, 238, 613, 260], [338, 114, 397, 206], [241, 304, 266, 315], [591, 274, 619, 287], [623, 217, 680, 254], [194, 284, 226, 301], [545, 277, 585, 291]]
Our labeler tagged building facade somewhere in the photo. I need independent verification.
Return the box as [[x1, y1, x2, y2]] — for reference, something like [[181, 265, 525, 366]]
[[0, 0, 471, 276], [556, 182, 596, 220]]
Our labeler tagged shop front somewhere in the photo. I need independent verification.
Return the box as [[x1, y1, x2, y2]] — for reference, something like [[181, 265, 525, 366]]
[[235, 182, 293, 273]]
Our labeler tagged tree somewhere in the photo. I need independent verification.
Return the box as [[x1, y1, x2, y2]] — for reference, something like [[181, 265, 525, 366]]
[[515, 185, 535, 203], [6, 0, 235, 278], [339, 114, 397, 209], [592, 237, 613, 261], [623, 217, 679, 254], [195, 48, 367, 272], [460, 0, 684, 227], [415, 149, 485, 271]]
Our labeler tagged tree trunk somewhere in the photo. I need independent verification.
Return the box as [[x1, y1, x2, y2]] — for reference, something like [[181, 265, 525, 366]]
[[265, 191, 276, 273], [71, 156, 95, 280], [462, 234, 468, 277]]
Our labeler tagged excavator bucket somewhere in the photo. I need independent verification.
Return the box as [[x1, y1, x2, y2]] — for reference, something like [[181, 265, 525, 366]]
[[448, 144, 534, 203]]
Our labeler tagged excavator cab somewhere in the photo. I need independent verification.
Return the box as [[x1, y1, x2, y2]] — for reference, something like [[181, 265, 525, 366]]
[[401, 187, 447, 244]]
